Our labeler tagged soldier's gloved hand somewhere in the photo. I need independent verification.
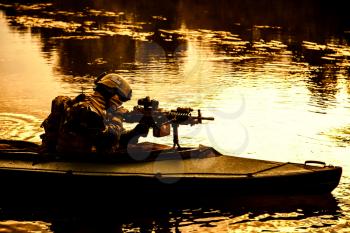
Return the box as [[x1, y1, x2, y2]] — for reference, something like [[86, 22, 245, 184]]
[[134, 123, 150, 137]]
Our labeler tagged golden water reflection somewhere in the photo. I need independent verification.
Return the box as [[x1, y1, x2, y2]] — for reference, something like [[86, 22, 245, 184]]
[[0, 0, 350, 232], [1, 0, 350, 166], [0, 221, 51, 233], [0, 0, 350, 165]]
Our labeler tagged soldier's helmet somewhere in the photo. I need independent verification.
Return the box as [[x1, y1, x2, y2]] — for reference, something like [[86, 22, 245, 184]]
[[95, 73, 132, 101]]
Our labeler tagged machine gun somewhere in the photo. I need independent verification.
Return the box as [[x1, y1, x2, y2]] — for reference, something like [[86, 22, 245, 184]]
[[123, 96, 214, 148]]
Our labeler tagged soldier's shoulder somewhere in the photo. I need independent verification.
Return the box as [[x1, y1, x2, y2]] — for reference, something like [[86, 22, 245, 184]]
[[52, 95, 71, 104]]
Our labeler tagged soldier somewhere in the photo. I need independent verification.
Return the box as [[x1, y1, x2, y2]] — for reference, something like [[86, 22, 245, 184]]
[[40, 73, 149, 154]]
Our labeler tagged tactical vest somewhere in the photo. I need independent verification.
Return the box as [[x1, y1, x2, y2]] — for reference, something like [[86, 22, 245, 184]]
[[41, 93, 124, 154]]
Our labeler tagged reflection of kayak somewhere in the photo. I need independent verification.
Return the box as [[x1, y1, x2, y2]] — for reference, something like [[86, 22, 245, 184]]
[[0, 140, 342, 200]]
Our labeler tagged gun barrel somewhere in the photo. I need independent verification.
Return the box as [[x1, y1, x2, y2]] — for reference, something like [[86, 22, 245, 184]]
[[193, 116, 214, 121]]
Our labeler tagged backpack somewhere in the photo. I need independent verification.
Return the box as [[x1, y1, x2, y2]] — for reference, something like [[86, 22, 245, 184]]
[[40, 96, 72, 152]]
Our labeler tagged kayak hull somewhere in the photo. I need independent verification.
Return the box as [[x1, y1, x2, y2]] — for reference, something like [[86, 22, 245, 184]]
[[0, 164, 341, 195], [0, 140, 342, 201]]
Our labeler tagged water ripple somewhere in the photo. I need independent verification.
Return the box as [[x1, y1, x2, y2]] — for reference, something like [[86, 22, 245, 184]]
[[0, 113, 43, 142]]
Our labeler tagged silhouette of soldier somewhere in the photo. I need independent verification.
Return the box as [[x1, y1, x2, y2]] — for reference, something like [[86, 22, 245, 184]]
[[41, 73, 149, 153]]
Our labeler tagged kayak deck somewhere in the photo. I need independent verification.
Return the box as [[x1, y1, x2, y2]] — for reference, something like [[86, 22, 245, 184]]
[[0, 140, 342, 197]]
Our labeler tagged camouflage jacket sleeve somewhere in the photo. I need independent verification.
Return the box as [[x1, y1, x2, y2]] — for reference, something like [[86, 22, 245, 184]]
[[97, 106, 126, 151], [105, 105, 145, 149]]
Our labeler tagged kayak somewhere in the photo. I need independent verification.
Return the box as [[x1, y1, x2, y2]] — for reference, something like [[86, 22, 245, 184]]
[[0, 139, 342, 201]]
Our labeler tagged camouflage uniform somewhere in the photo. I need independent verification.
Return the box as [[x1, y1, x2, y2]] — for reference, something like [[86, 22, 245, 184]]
[[41, 92, 131, 154]]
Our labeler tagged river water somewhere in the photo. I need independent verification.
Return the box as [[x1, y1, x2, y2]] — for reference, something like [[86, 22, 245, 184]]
[[0, 0, 350, 232]]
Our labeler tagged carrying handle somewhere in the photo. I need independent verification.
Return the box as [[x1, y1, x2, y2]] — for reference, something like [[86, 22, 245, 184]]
[[304, 160, 326, 167]]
